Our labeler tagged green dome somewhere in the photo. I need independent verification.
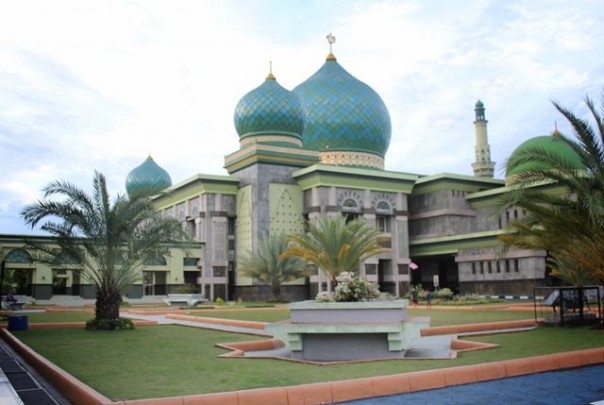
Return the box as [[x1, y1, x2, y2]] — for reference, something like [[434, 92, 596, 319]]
[[234, 74, 305, 144], [293, 54, 391, 158], [505, 134, 584, 180], [126, 156, 172, 198]]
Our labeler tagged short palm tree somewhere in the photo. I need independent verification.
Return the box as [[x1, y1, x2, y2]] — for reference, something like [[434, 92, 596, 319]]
[[238, 232, 309, 301], [21, 171, 189, 329], [283, 215, 388, 286], [501, 92, 604, 285]]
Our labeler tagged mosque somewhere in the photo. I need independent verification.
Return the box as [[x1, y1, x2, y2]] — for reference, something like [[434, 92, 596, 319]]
[[1, 39, 575, 303]]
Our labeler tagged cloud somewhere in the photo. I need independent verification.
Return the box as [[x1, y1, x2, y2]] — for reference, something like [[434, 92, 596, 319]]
[[0, 0, 603, 234]]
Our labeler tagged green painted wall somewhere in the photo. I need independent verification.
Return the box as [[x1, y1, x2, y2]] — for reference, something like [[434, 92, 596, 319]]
[[269, 184, 305, 236]]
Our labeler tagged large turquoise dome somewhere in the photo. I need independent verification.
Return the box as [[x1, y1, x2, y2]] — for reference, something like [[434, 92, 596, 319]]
[[126, 156, 172, 198], [234, 73, 305, 146], [293, 54, 391, 165]]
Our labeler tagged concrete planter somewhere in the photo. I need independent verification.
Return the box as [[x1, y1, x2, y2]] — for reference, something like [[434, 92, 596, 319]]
[[163, 294, 206, 306], [268, 299, 427, 361], [288, 300, 408, 324]]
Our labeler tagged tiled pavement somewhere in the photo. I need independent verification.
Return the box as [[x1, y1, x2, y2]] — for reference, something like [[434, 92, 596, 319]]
[[0, 338, 70, 405]]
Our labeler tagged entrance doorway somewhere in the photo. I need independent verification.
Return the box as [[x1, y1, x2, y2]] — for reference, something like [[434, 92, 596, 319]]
[[143, 271, 167, 296]]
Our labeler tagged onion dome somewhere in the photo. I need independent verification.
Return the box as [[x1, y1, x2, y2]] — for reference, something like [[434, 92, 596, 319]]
[[125, 155, 172, 198], [505, 130, 584, 184], [234, 72, 305, 148], [293, 53, 391, 169]]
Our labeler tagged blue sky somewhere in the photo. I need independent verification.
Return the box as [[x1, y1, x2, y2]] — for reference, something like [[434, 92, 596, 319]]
[[1, 0, 603, 235]]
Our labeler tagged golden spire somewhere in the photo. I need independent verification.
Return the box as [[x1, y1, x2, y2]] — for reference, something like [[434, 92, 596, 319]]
[[326, 33, 337, 61], [266, 60, 276, 80], [551, 121, 562, 139]]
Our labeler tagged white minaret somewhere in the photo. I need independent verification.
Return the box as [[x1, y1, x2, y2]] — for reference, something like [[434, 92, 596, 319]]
[[471, 100, 495, 177]]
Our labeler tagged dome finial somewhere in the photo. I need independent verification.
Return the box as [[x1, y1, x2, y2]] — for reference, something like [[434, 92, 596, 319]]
[[266, 60, 276, 80], [551, 121, 562, 139], [326, 33, 337, 61]]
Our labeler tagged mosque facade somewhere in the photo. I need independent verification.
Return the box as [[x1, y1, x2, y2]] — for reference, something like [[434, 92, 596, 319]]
[[1, 46, 568, 303]]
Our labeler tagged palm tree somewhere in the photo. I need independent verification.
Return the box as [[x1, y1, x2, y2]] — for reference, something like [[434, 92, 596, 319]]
[[21, 171, 189, 330], [283, 215, 388, 286], [238, 232, 309, 301], [502, 92, 604, 285]]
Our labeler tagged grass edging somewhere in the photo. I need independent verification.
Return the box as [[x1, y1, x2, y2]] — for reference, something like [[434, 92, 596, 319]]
[[2, 323, 603, 404], [0, 328, 112, 405]]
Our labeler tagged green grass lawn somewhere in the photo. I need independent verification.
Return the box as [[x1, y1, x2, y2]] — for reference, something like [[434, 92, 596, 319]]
[[13, 321, 603, 400]]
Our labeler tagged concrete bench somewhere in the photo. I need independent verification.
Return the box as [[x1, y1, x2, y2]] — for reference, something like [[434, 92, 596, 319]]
[[163, 294, 207, 307], [2, 295, 27, 311]]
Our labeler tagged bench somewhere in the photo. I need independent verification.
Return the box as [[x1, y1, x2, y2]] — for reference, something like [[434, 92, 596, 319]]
[[1, 295, 27, 311], [163, 294, 207, 307]]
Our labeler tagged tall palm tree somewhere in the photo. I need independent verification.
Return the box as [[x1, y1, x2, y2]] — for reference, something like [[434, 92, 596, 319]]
[[283, 215, 388, 286], [21, 171, 189, 330], [238, 232, 309, 301], [502, 92, 604, 284]]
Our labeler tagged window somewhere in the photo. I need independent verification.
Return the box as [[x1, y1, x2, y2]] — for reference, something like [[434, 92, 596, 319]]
[[228, 217, 236, 235], [343, 198, 358, 209], [343, 212, 358, 222], [376, 215, 391, 232]]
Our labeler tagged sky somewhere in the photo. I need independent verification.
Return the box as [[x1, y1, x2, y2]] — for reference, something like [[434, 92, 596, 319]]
[[1, 0, 603, 235]]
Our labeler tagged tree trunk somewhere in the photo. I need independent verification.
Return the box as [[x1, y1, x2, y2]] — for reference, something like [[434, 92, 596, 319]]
[[95, 285, 122, 321], [272, 283, 282, 301]]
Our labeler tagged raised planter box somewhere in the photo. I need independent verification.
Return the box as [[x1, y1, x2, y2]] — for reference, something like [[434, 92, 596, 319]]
[[268, 300, 427, 361], [163, 294, 207, 307], [288, 300, 408, 324]]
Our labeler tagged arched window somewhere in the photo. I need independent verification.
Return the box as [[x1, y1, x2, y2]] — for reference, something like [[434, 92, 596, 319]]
[[342, 198, 358, 210], [5, 249, 32, 264], [144, 255, 167, 266]]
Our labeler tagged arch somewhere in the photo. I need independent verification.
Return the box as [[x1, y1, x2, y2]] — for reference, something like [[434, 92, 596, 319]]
[[376, 200, 392, 213], [337, 190, 363, 212], [143, 255, 167, 266], [5, 249, 32, 264], [342, 198, 358, 210]]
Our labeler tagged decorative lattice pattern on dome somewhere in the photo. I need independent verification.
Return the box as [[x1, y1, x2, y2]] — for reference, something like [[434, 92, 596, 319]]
[[234, 79, 305, 138], [293, 60, 391, 157], [126, 157, 172, 199]]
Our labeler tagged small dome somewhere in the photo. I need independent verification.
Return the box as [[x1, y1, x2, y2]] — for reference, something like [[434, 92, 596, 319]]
[[293, 54, 391, 162], [234, 73, 305, 145], [505, 132, 583, 182], [126, 155, 172, 198], [475, 100, 484, 108]]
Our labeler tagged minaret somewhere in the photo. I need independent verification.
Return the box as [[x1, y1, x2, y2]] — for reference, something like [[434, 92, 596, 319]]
[[471, 100, 495, 177]]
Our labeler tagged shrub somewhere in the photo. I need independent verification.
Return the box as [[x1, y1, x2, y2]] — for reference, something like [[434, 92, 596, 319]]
[[315, 272, 380, 302], [173, 283, 198, 294], [215, 297, 225, 306], [436, 288, 453, 300], [86, 318, 134, 331]]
